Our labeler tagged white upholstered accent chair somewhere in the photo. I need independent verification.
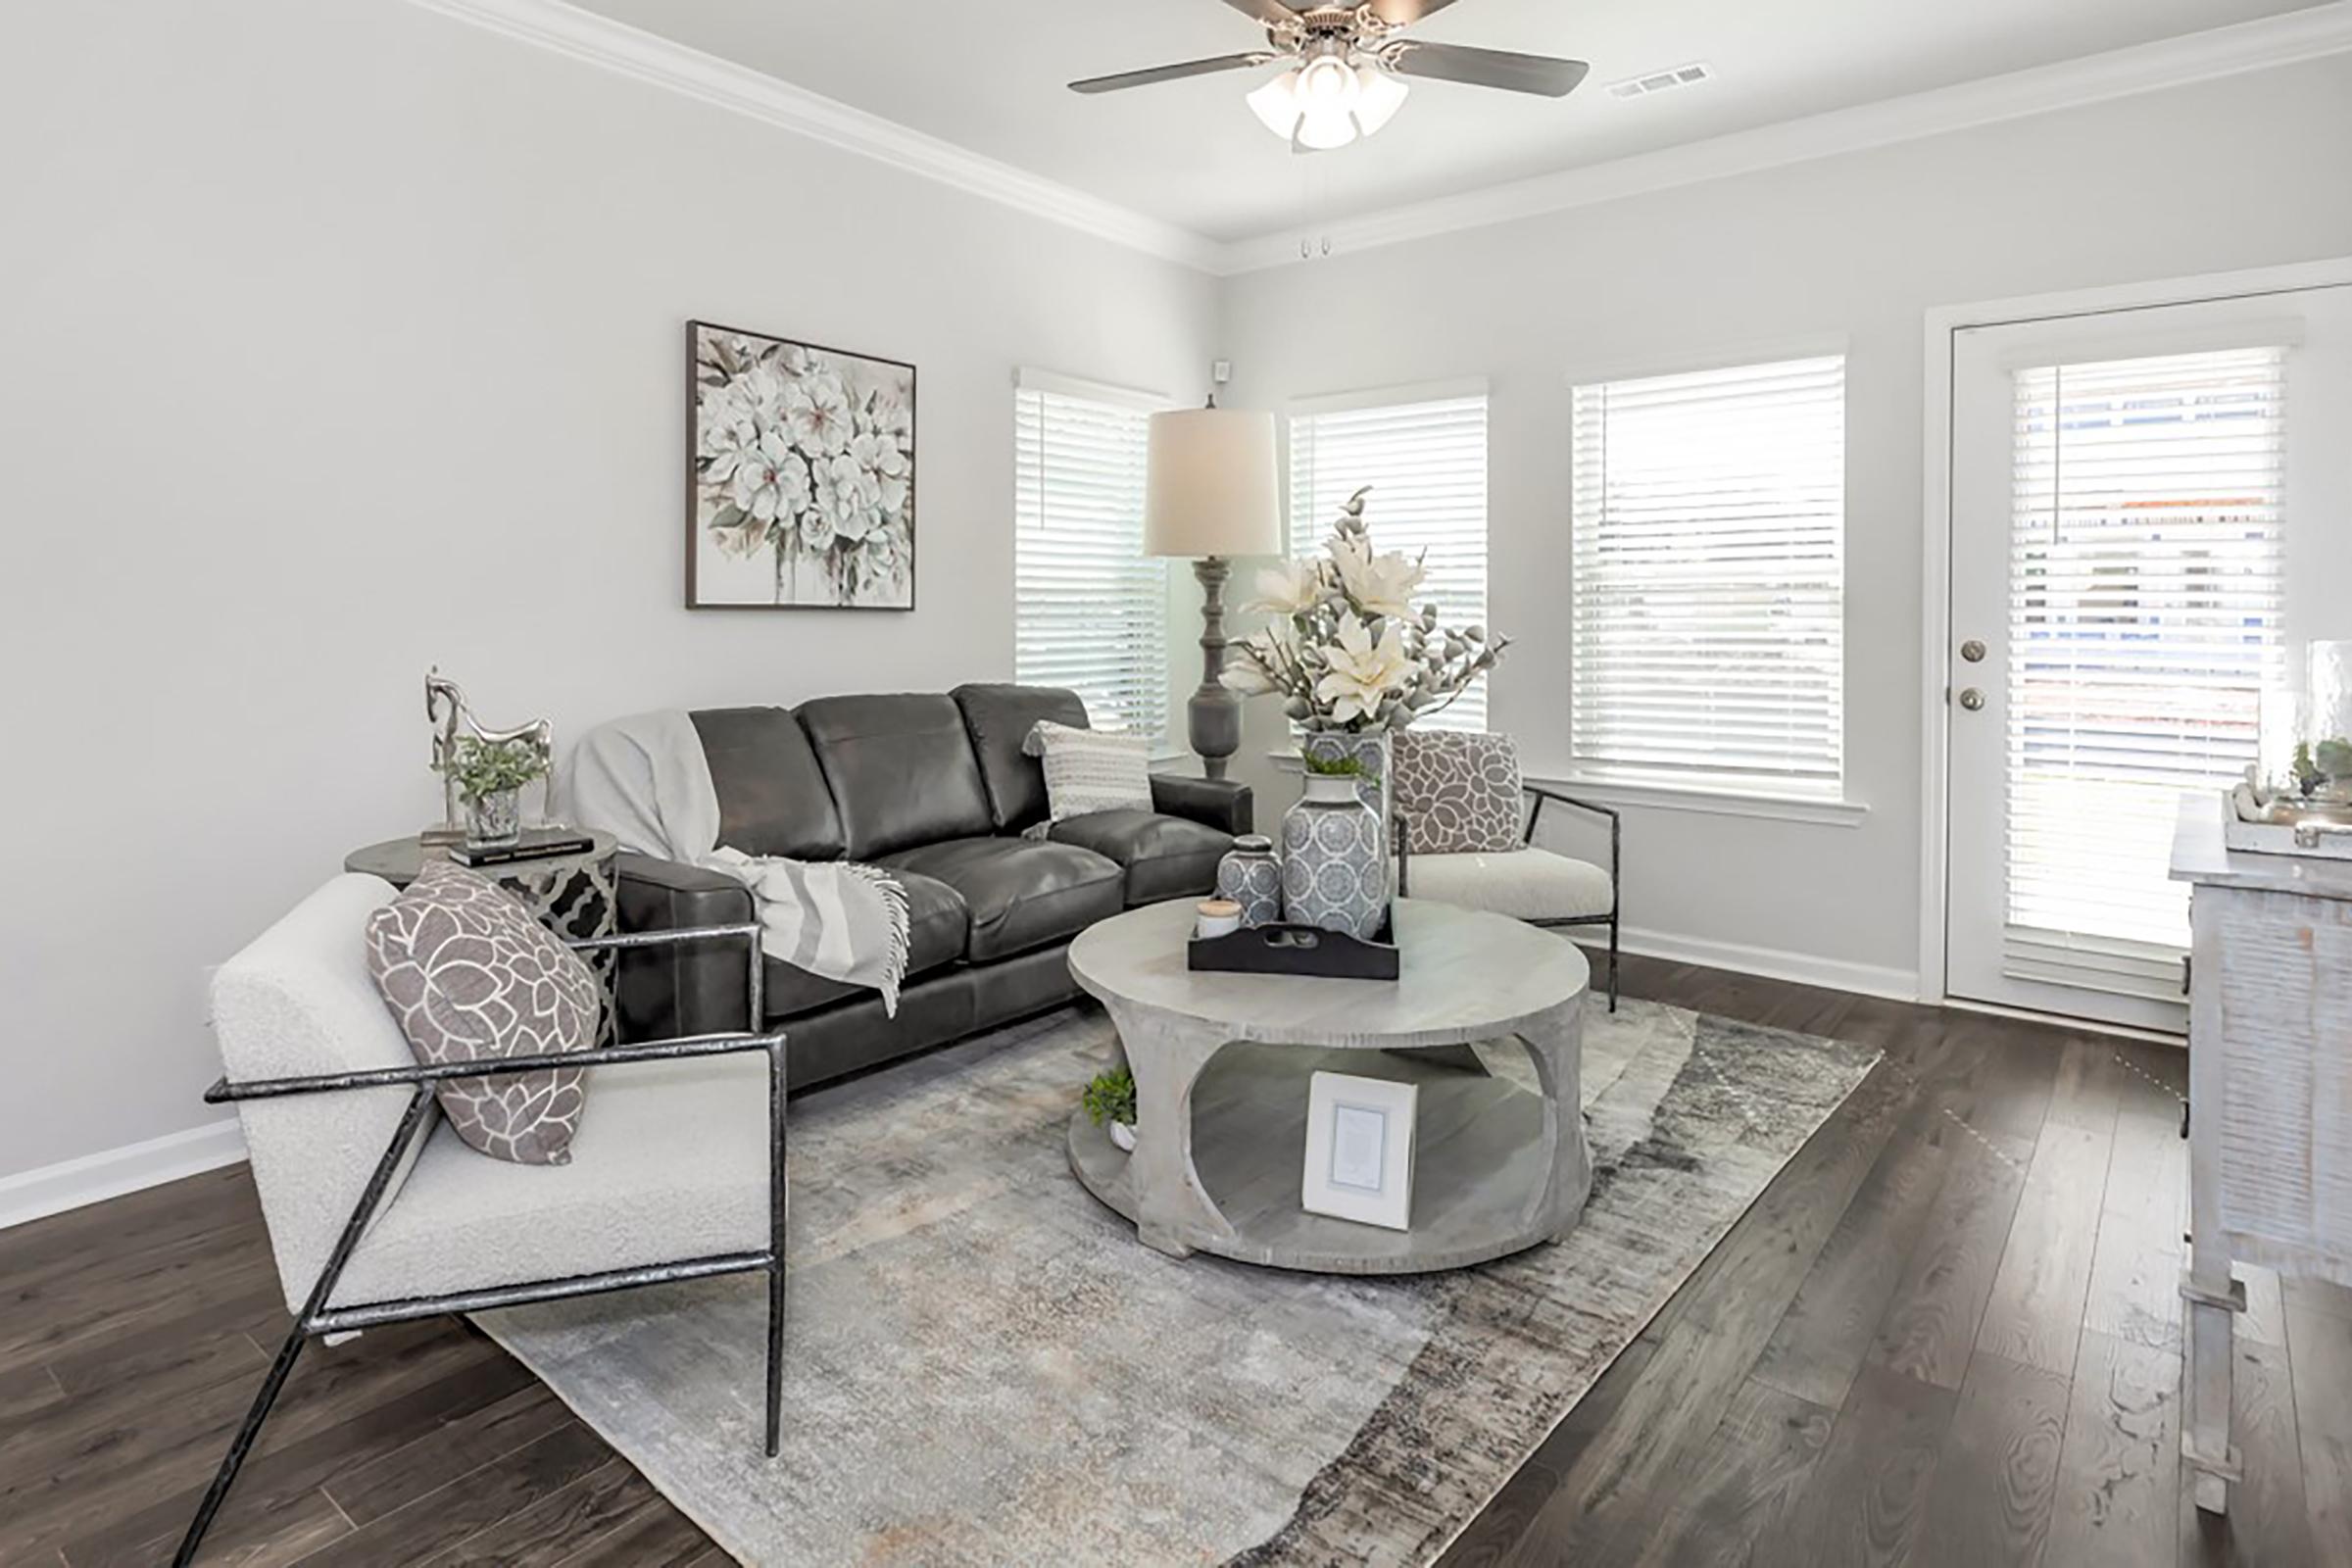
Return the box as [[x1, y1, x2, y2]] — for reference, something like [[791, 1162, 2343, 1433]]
[[1392, 731, 1621, 1009], [179, 873, 788, 1565]]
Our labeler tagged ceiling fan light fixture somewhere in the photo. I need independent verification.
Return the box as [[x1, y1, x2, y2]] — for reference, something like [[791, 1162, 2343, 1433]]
[[1351, 63, 1408, 136], [1245, 68, 1302, 138]]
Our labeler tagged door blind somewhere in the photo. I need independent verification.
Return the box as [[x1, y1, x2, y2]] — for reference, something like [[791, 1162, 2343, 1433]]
[[1289, 393, 1490, 731], [1014, 385, 1167, 738], [2002, 346, 2286, 998], [1569, 356, 1846, 784]]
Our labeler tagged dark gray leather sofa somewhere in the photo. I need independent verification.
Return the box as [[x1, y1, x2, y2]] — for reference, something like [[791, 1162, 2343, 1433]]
[[612, 683, 1251, 1089]]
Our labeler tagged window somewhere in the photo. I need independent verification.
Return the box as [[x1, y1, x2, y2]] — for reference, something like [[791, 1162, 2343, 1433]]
[[2003, 347, 2284, 983], [1289, 388, 1490, 731], [1014, 373, 1168, 738], [1569, 354, 1845, 789]]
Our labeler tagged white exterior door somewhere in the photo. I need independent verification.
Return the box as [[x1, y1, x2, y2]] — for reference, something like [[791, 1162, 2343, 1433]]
[[1944, 285, 2352, 1031]]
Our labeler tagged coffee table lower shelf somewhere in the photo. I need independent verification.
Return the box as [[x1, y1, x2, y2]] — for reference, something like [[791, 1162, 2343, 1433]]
[[1065, 1042, 1578, 1277]]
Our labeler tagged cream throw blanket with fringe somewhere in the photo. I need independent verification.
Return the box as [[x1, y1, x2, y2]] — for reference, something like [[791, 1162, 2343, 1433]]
[[566, 711, 911, 1015]]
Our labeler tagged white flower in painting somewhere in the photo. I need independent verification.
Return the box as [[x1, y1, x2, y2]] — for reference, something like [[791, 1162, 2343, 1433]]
[[1330, 531, 1424, 618], [858, 528, 901, 590], [1315, 615, 1413, 724], [698, 408, 760, 489], [785, 370, 855, 457], [1245, 557, 1326, 616], [851, 429, 912, 517], [813, 450, 884, 542], [729, 431, 810, 524]]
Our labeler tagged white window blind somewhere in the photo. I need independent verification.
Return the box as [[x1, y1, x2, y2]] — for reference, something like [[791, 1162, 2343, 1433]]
[[1014, 380, 1167, 738], [1570, 355, 1846, 786], [2001, 347, 2285, 999], [1289, 392, 1490, 732]]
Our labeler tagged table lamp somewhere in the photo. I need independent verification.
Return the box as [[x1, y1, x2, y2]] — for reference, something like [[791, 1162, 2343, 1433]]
[[1146, 406, 1282, 779]]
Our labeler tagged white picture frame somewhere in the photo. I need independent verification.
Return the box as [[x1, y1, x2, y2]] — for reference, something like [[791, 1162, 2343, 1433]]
[[1300, 1071, 1418, 1231]]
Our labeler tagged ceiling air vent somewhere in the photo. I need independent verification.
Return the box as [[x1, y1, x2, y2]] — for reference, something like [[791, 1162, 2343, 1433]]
[[1606, 62, 1713, 101]]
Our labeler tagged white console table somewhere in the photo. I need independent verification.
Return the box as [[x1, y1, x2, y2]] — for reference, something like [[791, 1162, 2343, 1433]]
[[2171, 794, 2352, 1514]]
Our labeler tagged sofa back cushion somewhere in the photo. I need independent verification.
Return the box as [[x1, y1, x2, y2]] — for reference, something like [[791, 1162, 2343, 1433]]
[[954, 684, 1089, 832], [798, 693, 995, 858], [689, 707, 846, 860], [213, 873, 439, 1314]]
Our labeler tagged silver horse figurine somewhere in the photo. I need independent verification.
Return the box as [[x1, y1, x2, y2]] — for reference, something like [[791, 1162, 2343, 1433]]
[[422, 668, 557, 844]]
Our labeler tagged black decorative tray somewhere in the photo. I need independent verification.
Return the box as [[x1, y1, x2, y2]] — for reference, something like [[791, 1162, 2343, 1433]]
[[1187, 917, 1399, 981]]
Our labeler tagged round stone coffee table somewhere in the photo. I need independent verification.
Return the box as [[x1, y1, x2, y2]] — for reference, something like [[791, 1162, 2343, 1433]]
[[1066, 898, 1592, 1275]]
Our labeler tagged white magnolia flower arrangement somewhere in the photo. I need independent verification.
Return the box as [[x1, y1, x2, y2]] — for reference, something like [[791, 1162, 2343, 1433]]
[[695, 332, 913, 605], [1224, 487, 1506, 732]]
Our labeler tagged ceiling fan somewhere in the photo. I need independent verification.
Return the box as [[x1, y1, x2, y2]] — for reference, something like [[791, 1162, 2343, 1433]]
[[1069, 0, 1589, 152]]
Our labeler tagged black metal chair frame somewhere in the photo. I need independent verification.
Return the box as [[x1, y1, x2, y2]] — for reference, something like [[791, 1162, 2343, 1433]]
[[1523, 785, 1621, 1012], [1395, 784, 1622, 1011], [176, 921, 786, 1567]]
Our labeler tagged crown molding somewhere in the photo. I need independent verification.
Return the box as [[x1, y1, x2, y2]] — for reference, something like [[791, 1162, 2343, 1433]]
[[1212, 2, 2352, 273], [404, 0, 1226, 272]]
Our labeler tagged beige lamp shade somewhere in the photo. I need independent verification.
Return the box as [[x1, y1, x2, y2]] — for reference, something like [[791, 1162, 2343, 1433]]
[[1144, 408, 1282, 559]]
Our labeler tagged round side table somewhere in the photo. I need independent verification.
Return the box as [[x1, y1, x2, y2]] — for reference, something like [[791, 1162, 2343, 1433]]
[[344, 832, 621, 1046]]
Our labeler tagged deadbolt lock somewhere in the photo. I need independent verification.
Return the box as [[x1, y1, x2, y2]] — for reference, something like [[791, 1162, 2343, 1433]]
[[1958, 688, 1986, 711], [1960, 639, 1987, 663]]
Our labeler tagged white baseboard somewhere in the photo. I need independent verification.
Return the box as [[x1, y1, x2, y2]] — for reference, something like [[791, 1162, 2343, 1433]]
[[1572, 924, 1922, 1004], [0, 1118, 248, 1233]]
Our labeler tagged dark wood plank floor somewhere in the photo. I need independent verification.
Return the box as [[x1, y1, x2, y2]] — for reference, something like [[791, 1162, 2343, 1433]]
[[4, 956, 2344, 1565]]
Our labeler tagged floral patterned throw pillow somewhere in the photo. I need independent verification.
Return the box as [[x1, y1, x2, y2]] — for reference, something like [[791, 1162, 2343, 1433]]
[[1393, 731, 1525, 856], [364, 860, 601, 1165]]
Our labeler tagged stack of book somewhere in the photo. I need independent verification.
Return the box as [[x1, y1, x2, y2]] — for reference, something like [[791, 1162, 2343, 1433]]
[[451, 827, 596, 868]]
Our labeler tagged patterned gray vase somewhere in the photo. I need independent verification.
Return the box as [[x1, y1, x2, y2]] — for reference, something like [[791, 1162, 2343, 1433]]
[[1300, 730, 1395, 900], [1281, 774, 1387, 939], [1215, 834, 1283, 928]]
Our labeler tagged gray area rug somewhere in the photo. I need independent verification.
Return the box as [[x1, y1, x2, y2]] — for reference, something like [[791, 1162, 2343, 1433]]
[[478, 994, 1878, 1565]]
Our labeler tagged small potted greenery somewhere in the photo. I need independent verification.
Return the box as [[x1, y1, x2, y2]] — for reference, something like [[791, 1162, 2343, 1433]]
[[1084, 1065, 1138, 1152], [1299, 752, 1366, 778], [441, 735, 548, 847]]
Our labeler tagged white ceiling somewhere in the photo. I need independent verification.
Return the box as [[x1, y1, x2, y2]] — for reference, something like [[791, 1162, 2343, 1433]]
[[564, 0, 2329, 243]]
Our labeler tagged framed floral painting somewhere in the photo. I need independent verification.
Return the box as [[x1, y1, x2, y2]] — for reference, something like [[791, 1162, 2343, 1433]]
[[686, 320, 915, 610]]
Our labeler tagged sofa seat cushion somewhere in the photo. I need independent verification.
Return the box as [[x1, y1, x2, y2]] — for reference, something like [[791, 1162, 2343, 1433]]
[[1049, 810, 1231, 906], [1406, 849, 1613, 922], [330, 1053, 769, 1308], [876, 837, 1123, 961], [761, 869, 967, 1020]]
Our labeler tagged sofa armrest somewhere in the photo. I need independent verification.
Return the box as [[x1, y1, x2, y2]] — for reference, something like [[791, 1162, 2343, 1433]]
[[615, 852, 758, 1043], [1151, 774, 1253, 836]]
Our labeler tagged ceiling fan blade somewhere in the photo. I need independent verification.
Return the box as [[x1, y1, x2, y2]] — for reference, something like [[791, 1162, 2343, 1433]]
[[1390, 41, 1590, 97], [1069, 54, 1275, 94], [1362, 0, 1463, 24], [1220, 0, 1309, 24]]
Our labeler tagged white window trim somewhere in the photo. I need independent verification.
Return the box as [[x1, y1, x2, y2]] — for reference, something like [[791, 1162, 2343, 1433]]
[[1014, 367, 1180, 750], [1267, 750, 1868, 826], [1286, 375, 1490, 419], [1012, 365, 1170, 412], [1560, 333, 1850, 393], [1532, 767, 1869, 826]]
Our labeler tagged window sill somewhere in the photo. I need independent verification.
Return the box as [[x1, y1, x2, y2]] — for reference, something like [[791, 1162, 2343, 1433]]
[[1532, 770, 1870, 827]]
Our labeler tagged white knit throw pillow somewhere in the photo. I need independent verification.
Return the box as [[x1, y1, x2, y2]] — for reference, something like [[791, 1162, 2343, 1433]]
[[1023, 719, 1152, 828]]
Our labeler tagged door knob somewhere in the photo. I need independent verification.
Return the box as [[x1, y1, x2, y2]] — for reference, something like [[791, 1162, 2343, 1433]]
[[1960, 639, 1987, 663], [1958, 688, 1985, 711]]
